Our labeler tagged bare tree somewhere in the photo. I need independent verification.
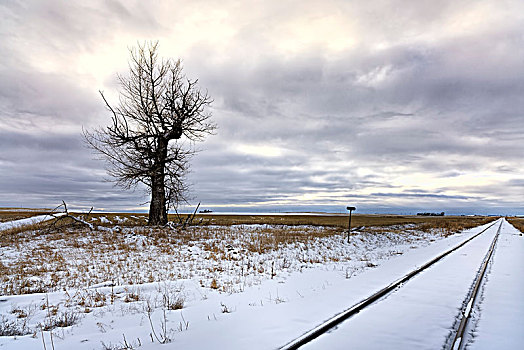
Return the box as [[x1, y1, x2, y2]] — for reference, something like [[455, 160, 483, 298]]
[[84, 41, 215, 225]]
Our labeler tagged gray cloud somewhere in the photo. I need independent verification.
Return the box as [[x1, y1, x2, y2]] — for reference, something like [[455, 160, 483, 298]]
[[1, 0, 523, 214]]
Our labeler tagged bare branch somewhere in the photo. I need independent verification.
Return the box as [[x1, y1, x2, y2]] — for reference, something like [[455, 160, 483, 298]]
[[84, 41, 214, 225]]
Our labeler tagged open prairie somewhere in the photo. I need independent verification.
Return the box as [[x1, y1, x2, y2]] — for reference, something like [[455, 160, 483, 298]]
[[0, 209, 494, 229], [0, 210, 496, 295], [2, 210, 519, 350]]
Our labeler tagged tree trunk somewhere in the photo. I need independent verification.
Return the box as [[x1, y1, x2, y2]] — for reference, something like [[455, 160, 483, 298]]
[[149, 172, 167, 225], [148, 141, 168, 226]]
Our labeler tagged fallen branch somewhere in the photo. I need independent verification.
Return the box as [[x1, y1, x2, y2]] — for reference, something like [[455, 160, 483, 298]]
[[46, 201, 95, 231], [182, 202, 200, 229], [173, 206, 184, 225]]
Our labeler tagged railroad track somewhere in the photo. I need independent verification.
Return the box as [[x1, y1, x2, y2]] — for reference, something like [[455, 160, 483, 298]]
[[446, 219, 502, 350], [279, 218, 503, 350]]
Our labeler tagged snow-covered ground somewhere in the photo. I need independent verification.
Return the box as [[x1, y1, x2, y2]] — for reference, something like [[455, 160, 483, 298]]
[[0, 218, 520, 349], [302, 219, 502, 349], [467, 219, 524, 349]]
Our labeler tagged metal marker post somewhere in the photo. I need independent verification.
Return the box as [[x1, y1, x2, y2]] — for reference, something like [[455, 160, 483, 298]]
[[347, 206, 356, 243]]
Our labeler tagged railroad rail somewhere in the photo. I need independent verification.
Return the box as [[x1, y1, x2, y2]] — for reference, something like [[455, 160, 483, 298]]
[[447, 219, 503, 350], [279, 218, 502, 350]]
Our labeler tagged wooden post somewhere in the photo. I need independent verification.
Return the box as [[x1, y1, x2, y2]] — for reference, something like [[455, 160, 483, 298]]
[[346, 206, 356, 243]]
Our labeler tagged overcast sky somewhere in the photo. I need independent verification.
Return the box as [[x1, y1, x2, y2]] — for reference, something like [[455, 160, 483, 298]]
[[1, 0, 523, 214]]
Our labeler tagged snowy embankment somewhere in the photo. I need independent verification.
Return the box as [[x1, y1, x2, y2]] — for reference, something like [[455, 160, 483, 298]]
[[0, 214, 58, 232], [0, 219, 513, 349]]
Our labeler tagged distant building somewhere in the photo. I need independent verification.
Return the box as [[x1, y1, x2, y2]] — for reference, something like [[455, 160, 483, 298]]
[[416, 212, 445, 216]]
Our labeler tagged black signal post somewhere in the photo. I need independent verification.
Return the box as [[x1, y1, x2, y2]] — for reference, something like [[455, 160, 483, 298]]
[[347, 206, 356, 243]]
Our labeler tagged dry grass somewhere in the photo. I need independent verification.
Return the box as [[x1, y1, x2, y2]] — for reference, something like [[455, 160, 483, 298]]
[[0, 224, 360, 294], [184, 213, 495, 231], [507, 217, 524, 233], [0, 209, 50, 223], [0, 210, 496, 295], [0, 212, 497, 296], [416, 216, 495, 236], [0, 210, 495, 231]]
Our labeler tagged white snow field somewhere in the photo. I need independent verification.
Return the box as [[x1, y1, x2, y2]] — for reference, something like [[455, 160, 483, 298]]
[[0, 218, 521, 349]]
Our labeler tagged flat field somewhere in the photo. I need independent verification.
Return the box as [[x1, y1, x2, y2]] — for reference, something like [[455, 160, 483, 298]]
[[0, 210, 494, 295], [0, 210, 502, 349], [0, 210, 491, 229]]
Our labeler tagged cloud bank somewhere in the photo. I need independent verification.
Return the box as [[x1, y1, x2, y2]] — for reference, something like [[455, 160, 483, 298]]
[[1, 0, 523, 214]]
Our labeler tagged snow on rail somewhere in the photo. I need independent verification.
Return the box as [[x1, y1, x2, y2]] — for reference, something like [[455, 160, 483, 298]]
[[447, 220, 502, 350]]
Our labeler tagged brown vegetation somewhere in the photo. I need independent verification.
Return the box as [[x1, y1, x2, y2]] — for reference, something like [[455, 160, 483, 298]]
[[0, 211, 497, 296], [507, 217, 524, 233], [0, 209, 50, 223], [0, 210, 495, 232], [183, 213, 495, 232]]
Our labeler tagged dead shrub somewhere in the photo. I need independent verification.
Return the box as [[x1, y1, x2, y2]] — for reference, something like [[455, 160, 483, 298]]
[[0, 316, 31, 336], [43, 310, 80, 330]]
